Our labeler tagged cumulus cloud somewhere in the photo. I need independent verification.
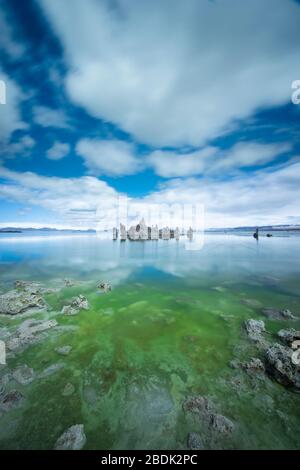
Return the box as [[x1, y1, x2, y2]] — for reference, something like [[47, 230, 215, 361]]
[[0, 158, 299, 229], [38, 0, 300, 146], [141, 159, 300, 227], [47, 141, 70, 160], [148, 142, 293, 177], [0, 166, 119, 228], [76, 138, 142, 176], [32, 105, 71, 129]]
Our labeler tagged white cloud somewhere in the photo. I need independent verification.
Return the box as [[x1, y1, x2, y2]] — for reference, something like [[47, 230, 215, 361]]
[[32, 105, 71, 129], [0, 9, 25, 59], [38, 0, 300, 147], [141, 159, 300, 227], [0, 166, 120, 229], [0, 69, 26, 143], [148, 147, 216, 178], [1, 158, 299, 229], [148, 142, 292, 177], [76, 138, 142, 176], [47, 141, 70, 160], [0, 134, 35, 159]]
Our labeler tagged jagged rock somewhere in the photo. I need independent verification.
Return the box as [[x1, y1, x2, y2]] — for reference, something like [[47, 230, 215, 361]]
[[73, 295, 89, 310], [187, 432, 204, 450], [39, 363, 65, 379], [14, 280, 55, 295], [242, 358, 265, 373], [261, 307, 295, 320], [278, 329, 300, 347], [55, 345, 72, 356], [244, 319, 266, 342], [61, 295, 89, 315], [120, 223, 127, 241], [62, 383, 75, 397], [210, 414, 235, 434], [54, 424, 86, 450], [6, 319, 58, 352], [265, 343, 300, 389], [0, 390, 24, 412], [12, 365, 35, 385], [183, 395, 214, 415], [64, 279, 75, 287], [0, 289, 46, 315], [183, 395, 235, 439], [61, 305, 78, 316], [229, 358, 264, 375], [98, 281, 112, 293]]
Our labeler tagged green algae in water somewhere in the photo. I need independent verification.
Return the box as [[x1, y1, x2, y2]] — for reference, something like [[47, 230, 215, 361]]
[[0, 235, 300, 449]]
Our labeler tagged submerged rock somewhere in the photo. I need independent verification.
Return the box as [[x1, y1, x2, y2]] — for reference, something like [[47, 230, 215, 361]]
[[62, 383, 75, 397], [210, 414, 235, 435], [98, 281, 112, 293], [12, 365, 35, 385], [244, 319, 266, 343], [54, 424, 86, 450], [183, 395, 235, 436], [55, 345, 72, 356], [187, 431, 204, 450], [230, 357, 265, 375], [7, 319, 58, 352], [61, 295, 89, 316], [242, 358, 265, 374], [0, 390, 24, 412], [64, 279, 75, 287], [39, 363, 65, 379], [0, 289, 46, 315], [261, 307, 295, 320], [277, 329, 300, 347], [183, 395, 214, 415], [265, 343, 300, 389]]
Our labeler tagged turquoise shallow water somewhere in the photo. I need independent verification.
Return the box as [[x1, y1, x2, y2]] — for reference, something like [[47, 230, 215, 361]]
[[0, 232, 299, 449]]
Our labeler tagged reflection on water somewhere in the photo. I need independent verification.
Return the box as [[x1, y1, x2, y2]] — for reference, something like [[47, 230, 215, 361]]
[[0, 233, 300, 449]]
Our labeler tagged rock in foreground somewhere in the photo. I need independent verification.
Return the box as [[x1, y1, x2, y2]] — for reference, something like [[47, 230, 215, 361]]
[[98, 281, 112, 293], [54, 424, 86, 450], [277, 329, 300, 347], [61, 295, 89, 316], [244, 319, 266, 344], [187, 431, 204, 450], [265, 343, 300, 389], [0, 289, 46, 315]]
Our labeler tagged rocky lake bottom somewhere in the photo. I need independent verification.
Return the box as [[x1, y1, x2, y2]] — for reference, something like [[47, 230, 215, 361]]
[[0, 233, 299, 450]]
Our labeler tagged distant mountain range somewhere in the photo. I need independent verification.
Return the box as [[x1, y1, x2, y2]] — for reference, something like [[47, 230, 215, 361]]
[[206, 225, 300, 232], [1, 225, 300, 234], [0, 227, 96, 233]]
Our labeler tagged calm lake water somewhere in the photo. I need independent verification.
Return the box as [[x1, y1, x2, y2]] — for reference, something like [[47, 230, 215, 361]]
[[0, 232, 300, 449]]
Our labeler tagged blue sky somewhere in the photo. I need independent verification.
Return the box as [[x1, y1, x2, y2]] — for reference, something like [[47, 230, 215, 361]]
[[0, 0, 300, 229]]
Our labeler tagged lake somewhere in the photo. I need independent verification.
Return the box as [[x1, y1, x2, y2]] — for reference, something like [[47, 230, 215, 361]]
[[0, 232, 299, 449]]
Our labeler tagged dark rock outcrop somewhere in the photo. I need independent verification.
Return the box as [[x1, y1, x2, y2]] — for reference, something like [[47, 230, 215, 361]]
[[265, 343, 300, 389]]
